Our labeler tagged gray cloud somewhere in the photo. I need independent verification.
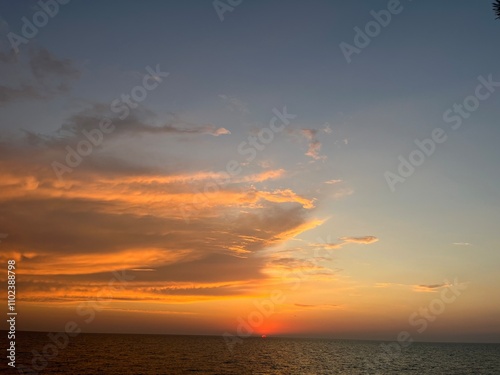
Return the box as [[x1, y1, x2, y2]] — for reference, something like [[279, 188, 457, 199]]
[[0, 84, 41, 103], [29, 47, 80, 82], [417, 283, 448, 290], [218, 94, 249, 115], [0, 46, 80, 105], [23, 105, 230, 150]]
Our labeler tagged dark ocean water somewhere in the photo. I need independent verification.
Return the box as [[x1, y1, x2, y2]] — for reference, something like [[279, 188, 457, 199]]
[[3, 331, 500, 374]]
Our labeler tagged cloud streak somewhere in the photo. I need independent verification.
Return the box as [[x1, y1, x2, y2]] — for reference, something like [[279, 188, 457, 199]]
[[340, 236, 379, 244], [310, 235, 379, 250]]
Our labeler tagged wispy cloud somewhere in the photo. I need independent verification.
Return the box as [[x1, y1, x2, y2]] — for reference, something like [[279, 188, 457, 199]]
[[293, 303, 341, 309], [309, 242, 343, 250], [56, 105, 231, 139], [340, 236, 379, 244], [300, 129, 325, 160], [375, 282, 454, 293], [29, 47, 80, 83], [324, 179, 342, 184], [218, 94, 249, 115], [310, 235, 378, 251], [412, 283, 451, 293], [239, 169, 285, 183], [287, 128, 329, 161], [0, 47, 80, 105]]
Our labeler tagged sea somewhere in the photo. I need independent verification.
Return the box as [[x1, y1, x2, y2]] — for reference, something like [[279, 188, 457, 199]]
[[3, 331, 500, 374]]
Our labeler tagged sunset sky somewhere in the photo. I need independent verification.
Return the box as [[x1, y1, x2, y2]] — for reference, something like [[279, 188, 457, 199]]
[[0, 0, 499, 343]]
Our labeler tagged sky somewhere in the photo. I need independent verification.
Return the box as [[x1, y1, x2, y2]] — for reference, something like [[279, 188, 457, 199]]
[[0, 0, 499, 343]]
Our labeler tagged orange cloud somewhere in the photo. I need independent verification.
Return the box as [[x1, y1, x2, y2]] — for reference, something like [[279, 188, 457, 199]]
[[239, 169, 285, 183], [310, 235, 378, 251], [0, 117, 336, 314], [11, 248, 192, 275], [256, 189, 315, 209]]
